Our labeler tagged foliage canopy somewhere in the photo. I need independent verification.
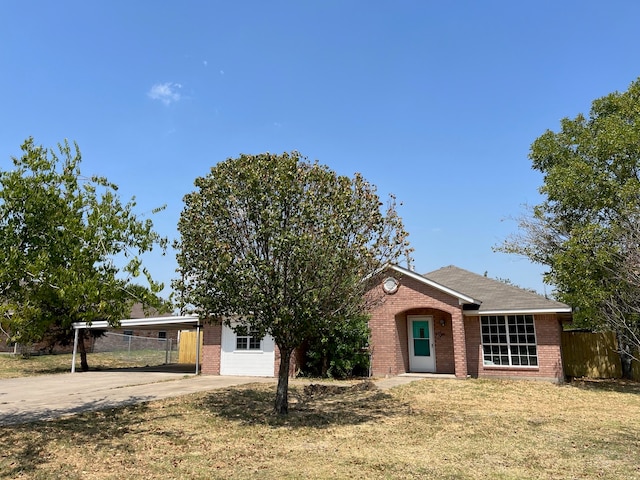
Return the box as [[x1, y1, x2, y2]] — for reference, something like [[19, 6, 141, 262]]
[[497, 78, 640, 372], [0, 139, 167, 361], [175, 152, 411, 412]]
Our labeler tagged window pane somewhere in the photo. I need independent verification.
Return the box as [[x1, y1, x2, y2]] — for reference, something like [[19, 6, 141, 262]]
[[482, 315, 537, 368], [414, 339, 430, 356]]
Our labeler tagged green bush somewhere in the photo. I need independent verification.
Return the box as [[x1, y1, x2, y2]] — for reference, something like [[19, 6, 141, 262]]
[[301, 314, 370, 378]]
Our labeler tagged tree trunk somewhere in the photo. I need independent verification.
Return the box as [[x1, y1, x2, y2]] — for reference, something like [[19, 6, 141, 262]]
[[618, 336, 633, 379], [274, 347, 293, 415], [321, 352, 329, 377], [78, 334, 89, 372]]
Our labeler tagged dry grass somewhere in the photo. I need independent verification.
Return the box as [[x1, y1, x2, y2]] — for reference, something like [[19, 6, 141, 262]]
[[0, 352, 175, 379], [1, 377, 639, 479]]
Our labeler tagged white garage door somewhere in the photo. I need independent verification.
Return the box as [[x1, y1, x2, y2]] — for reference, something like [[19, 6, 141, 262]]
[[220, 323, 275, 377]]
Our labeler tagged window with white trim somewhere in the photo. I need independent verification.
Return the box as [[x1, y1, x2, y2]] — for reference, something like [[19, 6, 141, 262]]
[[235, 327, 262, 350], [481, 315, 538, 367]]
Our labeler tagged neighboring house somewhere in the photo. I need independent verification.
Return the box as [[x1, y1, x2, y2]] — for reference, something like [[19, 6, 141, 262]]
[[1, 303, 178, 354], [108, 302, 178, 344], [200, 264, 572, 382]]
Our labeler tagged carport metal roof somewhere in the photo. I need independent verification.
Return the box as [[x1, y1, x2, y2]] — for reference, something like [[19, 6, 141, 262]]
[[70, 315, 202, 374]]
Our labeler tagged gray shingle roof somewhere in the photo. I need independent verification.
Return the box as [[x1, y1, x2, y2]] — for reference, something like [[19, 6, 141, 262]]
[[423, 265, 571, 314]]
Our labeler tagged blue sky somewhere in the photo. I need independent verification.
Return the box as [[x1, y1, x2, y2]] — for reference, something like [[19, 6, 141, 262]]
[[2, 1, 640, 297]]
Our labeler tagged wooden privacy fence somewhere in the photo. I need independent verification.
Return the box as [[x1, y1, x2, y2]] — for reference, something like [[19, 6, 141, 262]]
[[178, 330, 203, 364], [561, 330, 640, 380]]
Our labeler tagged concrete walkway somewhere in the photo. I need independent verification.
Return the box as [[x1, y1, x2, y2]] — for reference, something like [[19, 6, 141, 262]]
[[375, 372, 456, 390], [0, 370, 450, 426]]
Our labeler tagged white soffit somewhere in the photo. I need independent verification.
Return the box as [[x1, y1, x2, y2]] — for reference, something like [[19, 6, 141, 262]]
[[72, 315, 200, 330]]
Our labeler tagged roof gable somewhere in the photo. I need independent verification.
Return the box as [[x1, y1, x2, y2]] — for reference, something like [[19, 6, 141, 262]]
[[387, 264, 481, 306], [423, 265, 571, 314]]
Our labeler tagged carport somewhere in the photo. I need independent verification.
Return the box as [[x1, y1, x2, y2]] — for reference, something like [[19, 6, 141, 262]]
[[71, 315, 202, 374]]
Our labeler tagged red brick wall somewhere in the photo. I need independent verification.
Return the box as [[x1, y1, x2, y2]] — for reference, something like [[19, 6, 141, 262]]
[[369, 275, 467, 377], [201, 323, 221, 375], [274, 345, 302, 377], [112, 329, 179, 342], [465, 314, 564, 381]]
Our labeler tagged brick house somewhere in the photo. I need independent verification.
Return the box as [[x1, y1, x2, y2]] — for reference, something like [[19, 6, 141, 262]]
[[201, 264, 572, 382], [369, 264, 572, 382]]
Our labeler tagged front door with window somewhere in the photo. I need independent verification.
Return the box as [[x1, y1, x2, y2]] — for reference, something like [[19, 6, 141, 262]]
[[408, 316, 435, 372]]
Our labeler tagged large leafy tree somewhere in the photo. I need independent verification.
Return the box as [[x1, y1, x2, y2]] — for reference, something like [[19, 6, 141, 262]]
[[0, 138, 167, 368], [498, 78, 640, 375], [175, 152, 411, 414]]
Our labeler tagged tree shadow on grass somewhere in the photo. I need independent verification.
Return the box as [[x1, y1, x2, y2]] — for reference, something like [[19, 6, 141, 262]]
[[0, 381, 405, 477], [569, 377, 640, 395], [0, 394, 155, 426], [196, 381, 405, 428], [0, 401, 152, 479]]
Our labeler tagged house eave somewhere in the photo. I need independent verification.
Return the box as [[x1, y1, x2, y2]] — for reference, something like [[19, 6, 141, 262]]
[[72, 315, 201, 330], [463, 308, 573, 317]]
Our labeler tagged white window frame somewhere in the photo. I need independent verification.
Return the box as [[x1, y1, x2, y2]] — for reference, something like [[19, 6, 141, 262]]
[[480, 315, 538, 368], [235, 327, 262, 351]]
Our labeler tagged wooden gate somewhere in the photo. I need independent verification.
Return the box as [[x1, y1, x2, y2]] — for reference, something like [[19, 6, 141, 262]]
[[178, 330, 203, 364]]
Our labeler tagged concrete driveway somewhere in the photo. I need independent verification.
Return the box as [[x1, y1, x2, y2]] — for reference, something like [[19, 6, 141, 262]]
[[0, 369, 442, 426], [0, 370, 275, 426]]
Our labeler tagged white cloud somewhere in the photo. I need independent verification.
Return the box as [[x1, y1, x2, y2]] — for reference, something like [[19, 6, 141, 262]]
[[219, 70, 224, 75], [147, 82, 182, 105], [203, 60, 208, 67]]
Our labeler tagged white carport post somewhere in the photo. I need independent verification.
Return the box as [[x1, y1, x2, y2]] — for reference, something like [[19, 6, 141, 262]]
[[71, 326, 80, 373], [195, 323, 201, 375]]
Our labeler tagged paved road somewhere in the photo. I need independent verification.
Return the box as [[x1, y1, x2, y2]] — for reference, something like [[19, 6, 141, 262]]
[[0, 370, 446, 426]]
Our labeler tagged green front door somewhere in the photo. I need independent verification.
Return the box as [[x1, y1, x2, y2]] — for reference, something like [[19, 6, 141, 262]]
[[408, 316, 435, 372]]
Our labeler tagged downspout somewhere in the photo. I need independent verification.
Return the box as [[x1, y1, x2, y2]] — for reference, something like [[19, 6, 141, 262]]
[[195, 323, 201, 375], [71, 327, 79, 373]]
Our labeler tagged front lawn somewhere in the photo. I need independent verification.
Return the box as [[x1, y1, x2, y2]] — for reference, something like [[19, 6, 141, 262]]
[[1, 377, 639, 479], [0, 351, 175, 379]]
